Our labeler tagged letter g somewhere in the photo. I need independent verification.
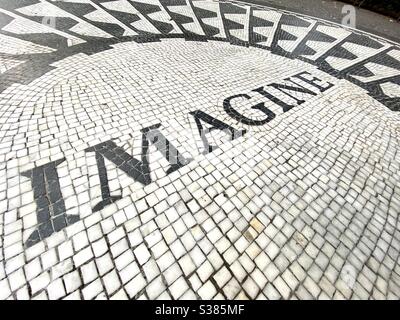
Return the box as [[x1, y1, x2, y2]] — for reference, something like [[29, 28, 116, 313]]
[[223, 94, 276, 126]]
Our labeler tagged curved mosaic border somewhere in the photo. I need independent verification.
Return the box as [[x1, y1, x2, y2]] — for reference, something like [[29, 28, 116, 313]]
[[0, 0, 399, 110]]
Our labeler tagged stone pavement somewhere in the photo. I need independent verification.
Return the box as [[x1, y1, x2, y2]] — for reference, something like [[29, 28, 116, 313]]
[[243, 0, 400, 43], [0, 0, 399, 300]]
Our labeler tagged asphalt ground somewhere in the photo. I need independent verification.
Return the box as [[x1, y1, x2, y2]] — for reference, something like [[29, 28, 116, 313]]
[[238, 0, 400, 43]]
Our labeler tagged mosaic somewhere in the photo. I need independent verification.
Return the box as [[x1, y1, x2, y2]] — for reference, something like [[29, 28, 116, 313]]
[[0, 0, 399, 300]]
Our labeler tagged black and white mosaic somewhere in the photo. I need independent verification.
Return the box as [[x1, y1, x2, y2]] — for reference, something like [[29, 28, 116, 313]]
[[0, 0, 400, 300]]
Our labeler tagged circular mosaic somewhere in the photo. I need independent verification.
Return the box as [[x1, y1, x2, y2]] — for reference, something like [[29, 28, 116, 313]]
[[0, 0, 400, 300]]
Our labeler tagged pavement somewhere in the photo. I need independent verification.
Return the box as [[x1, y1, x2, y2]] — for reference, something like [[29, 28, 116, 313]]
[[240, 0, 400, 43], [0, 0, 399, 300]]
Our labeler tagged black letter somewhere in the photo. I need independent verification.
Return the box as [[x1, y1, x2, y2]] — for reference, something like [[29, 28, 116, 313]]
[[142, 124, 192, 174], [293, 71, 334, 92], [21, 158, 79, 247], [190, 110, 246, 154], [253, 78, 317, 112], [86, 124, 192, 212], [223, 94, 276, 126]]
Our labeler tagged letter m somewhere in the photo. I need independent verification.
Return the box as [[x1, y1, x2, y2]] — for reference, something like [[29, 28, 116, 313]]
[[85, 124, 191, 212]]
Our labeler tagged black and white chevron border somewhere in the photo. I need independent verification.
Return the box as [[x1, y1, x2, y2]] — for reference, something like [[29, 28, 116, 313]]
[[0, 0, 399, 110]]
